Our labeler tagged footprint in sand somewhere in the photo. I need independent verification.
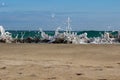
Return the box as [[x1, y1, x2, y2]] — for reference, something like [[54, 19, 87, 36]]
[[117, 62, 120, 65], [0, 66, 6, 69], [104, 66, 114, 68], [98, 79, 107, 80], [66, 62, 72, 64], [44, 66, 53, 69], [94, 68, 103, 71], [29, 74, 37, 77], [48, 77, 56, 80], [18, 72, 22, 75], [76, 73, 84, 76]]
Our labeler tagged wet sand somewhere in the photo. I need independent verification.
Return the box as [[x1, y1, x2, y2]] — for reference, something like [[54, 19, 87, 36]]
[[0, 44, 120, 80]]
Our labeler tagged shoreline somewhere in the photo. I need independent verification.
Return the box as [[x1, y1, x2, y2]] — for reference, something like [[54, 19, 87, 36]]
[[0, 44, 120, 80]]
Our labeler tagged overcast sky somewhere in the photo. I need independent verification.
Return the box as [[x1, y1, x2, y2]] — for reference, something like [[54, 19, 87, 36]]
[[0, 0, 120, 30]]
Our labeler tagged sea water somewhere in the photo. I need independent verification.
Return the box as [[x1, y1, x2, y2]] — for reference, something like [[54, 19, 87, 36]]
[[7, 30, 118, 39]]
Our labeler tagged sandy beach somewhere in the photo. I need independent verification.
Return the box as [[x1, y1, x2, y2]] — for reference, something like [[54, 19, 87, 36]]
[[0, 44, 120, 80]]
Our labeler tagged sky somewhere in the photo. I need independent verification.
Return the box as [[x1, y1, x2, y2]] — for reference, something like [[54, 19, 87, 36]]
[[0, 0, 120, 30]]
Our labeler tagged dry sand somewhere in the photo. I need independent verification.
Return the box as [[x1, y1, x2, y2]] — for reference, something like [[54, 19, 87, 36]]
[[0, 44, 120, 80]]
